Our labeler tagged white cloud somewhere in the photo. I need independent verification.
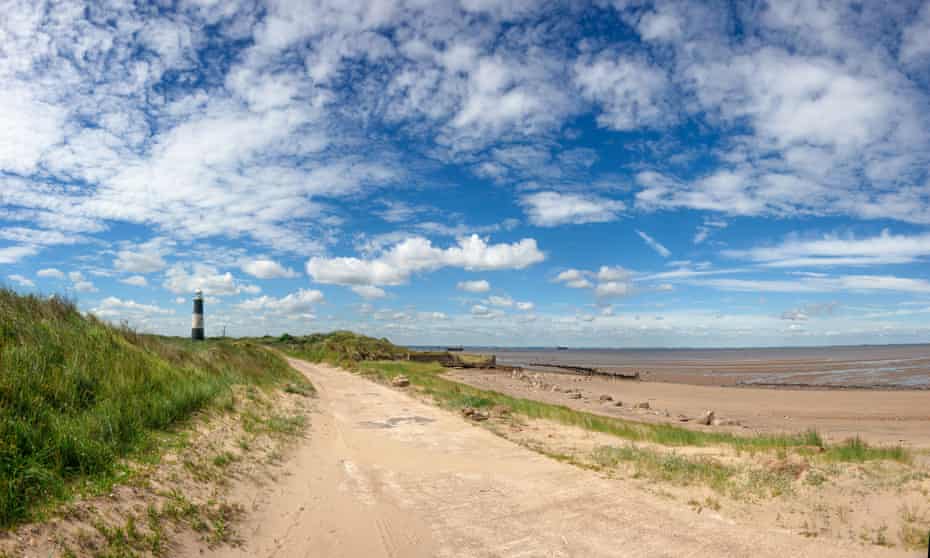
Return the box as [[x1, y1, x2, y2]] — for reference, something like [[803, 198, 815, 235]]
[[63, 271, 97, 292], [73, 281, 98, 293], [470, 304, 502, 318], [457, 279, 491, 293], [114, 238, 172, 274], [241, 258, 300, 279], [635, 230, 671, 257], [515, 301, 534, 311], [7, 274, 35, 288], [574, 51, 671, 130], [725, 230, 930, 268], [693, 275, 930, 294], [554, 269, 584, 283], [238, 289, 324, 316], [900, 3, 930, 63], [595, 281, 632, 298], [92, 297, 175, 319], [37, 268, 66, 279], [566, 278, 593, 289], [0, 245, 39, 264], [163, 264, 261, 296], [307, 234, 545, 287], [351, 285, 386, 299], [520, 191, 624, 227], [596, 266, 632, 282], [487, 295, 513, 307], [693, 218, 727, 245], [120, 275, 148, 287]]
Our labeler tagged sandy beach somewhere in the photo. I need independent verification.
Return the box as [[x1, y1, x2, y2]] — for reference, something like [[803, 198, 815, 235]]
[[487, 345, 930, 388], [446, 367, 930, 447]]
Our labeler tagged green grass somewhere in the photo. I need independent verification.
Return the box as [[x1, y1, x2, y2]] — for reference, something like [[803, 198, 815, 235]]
[[0, 288, 310, 527], [592, 445, 735, 492], [820, 436, 910, 463]]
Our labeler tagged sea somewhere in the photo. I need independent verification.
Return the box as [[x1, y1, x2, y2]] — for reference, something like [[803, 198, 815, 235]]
[[410, 344, 930, 389]]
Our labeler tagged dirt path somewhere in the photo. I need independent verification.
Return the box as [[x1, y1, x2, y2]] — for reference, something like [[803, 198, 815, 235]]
[[197, 358, 914, 558]]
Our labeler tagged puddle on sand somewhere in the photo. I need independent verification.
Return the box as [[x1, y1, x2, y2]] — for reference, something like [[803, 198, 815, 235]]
[[358, 416, 436, 429]]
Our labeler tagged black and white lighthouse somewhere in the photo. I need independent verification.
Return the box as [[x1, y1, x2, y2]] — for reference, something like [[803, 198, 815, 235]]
[[192, 289, 205, 341]]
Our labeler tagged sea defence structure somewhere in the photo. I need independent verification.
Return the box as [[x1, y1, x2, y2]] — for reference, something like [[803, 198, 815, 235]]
[[192, 289, 204, 341]]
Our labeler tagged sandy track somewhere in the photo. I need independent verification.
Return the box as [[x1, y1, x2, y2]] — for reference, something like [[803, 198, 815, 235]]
[[198, 359, 912, 558]]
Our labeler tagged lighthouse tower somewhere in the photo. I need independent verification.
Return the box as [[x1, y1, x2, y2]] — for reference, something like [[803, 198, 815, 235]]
[[192, 289, 205, 341]]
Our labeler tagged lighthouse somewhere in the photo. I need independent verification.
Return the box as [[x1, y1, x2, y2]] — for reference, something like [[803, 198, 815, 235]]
[[192, 289, 205, 341]]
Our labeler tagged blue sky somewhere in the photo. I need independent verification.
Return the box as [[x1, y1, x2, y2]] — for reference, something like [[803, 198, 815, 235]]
[[2, 0, 930, 347]]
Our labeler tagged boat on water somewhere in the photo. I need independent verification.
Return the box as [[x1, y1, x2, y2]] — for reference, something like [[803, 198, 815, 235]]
[[447, 346, 465, 352], [556, 346, 568, 350]]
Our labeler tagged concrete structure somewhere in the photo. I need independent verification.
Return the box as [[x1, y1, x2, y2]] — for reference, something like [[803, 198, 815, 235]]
[[192, 289, 204, 341]]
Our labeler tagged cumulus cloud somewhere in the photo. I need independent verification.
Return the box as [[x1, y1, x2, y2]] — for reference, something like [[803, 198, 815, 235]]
[[307, 235, 545, 287], [241, 259, 300, 279], [6, 274, 34, 288], [238, 289, 324, 316], [120, 275, 148, 287], [114, 239, 172, 274], [487, 295, 513, 307], [0, 245, 39, 264], [520, 191, 624, 227], [37, 268, 66, 279], [457, 279, 491, 293], [351, 285, 387, 299], [574, 51, 672, 130], [163, 264, 261, 296], [553, 269, 593, 289], [92, 297, 175, 319]]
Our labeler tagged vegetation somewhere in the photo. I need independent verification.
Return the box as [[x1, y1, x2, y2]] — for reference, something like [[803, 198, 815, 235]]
[[267, 330, 407, 365], [0, 288, 310, 527]]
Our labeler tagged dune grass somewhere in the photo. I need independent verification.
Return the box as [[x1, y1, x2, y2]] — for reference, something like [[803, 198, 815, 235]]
[[0, 289, 309, 527]]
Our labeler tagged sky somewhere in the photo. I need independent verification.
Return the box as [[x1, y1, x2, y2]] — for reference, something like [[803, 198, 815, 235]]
[[2, 0, 930, 348]]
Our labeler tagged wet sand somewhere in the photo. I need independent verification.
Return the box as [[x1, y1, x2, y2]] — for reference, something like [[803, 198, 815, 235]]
[[485, 344, 930, 388], [446, 368, 930, 447]]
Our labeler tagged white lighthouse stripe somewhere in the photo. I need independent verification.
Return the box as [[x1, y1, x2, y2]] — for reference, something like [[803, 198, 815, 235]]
[[192, 314, 203, 328]]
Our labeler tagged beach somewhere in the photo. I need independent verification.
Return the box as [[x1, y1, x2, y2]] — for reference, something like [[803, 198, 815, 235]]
[[443, 344, 930, 447], [481, 344, 930, 388]]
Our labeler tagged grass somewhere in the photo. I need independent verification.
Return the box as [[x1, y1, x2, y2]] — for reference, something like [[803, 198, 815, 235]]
[[0, 288, 311, 528], [592, 444, 735, 493]]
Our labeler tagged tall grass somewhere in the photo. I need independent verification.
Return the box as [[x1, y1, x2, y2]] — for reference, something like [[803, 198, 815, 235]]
[[0, 289, 306, 527]]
